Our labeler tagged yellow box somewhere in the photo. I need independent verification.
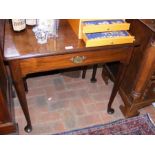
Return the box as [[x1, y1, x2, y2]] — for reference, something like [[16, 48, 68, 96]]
[[82, 32, 135, 47], [82, 20, 130, 34]]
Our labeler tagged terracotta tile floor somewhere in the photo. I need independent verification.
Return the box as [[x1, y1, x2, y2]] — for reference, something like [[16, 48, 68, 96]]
[[14, 67, 155, 135]]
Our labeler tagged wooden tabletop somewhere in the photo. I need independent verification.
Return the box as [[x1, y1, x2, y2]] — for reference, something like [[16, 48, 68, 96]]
[[4, 20, 86, 60], [4, 19, 134, 61]]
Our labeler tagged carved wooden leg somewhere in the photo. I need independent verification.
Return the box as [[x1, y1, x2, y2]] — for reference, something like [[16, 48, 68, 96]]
[[107, 62, 127, 114], [82, 66, 87, 79], [91, 64, 98, 83], [9, 60, 32, 133]]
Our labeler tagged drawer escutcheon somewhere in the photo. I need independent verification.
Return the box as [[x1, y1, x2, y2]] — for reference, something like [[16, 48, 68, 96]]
[[70, 56, 86, 64]]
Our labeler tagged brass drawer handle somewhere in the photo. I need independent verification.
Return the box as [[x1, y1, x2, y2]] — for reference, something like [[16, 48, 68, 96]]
[[70, 56, 86, 64]]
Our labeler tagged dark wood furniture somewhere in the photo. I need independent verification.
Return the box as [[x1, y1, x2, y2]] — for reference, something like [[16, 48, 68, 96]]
[[0, 20, 17, 134], [3, 19, 134, 133], [103, 19, 155, 117]]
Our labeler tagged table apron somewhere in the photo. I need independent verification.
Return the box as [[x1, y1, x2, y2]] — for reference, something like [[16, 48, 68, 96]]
[[19, 49, 130, 77]]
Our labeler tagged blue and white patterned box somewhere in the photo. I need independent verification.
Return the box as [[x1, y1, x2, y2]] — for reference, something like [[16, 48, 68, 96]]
[[86, 31, 129, 40]]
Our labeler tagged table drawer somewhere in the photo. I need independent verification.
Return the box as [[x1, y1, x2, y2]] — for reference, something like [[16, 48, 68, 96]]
[[20, 48, 130, 76], [82, 19, 130, 33], [82, 31, 135, 47]]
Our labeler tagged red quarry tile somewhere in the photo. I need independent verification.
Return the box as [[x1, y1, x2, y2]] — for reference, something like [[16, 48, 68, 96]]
[[52, 77, 66, 91], [28, 123, 54, 135], [61, 110, 77, 129], [77, 89, 95, 105], [66, 81, 87, 90], [85, 104, 97, 113], [91, 92, 110, 103], [48, 100, 70, 111], [31, 111, 61, 125], [26, 88, 45, 98], [86, 83, 100, 94], [63, 74, 79, 83], [55, 90, 79, 100], [44, 86, 56, 99], [29, 102, 48, 114], [77, 113, 102, 127], [51, 121, 66, 134], [95, 102, 108, 112], [69, 99, 86, 116]]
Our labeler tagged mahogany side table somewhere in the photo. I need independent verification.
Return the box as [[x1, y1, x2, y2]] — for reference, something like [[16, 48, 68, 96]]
[[3, 20, 134, 132]]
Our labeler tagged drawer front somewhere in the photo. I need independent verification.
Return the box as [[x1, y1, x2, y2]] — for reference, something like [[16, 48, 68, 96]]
[[82, 20, 130, 33], [20, 48, 129, 76], [82, 31, 135, 47]]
